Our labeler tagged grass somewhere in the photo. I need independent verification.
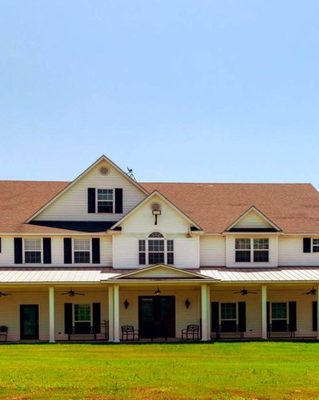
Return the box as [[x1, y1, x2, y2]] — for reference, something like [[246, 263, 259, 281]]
[[0, 343, 319, 400]]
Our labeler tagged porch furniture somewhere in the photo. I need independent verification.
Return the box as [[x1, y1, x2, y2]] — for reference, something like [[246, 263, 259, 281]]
[[181, 324, 200, 340], [121, 325, 139, 341], [0, 326, 8, 341], [267, 323, 296, 338], [212, 324, 245, 339], [68, 325, 97, 341]]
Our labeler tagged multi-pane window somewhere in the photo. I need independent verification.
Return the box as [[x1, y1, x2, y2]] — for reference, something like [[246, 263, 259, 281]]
[[235, 238, 269, 263], [221, 303, 237, 321], [74, 239, 90, 263], [235, 239, 251, 262], [138, 233, 174, 265], [271, 303, 287, 320], [253, 239, 269, 262], [313, 239, 319, 253], [74, 304, 91, 322], [24, 239, 41, 263], [97, 189, 113, 213]]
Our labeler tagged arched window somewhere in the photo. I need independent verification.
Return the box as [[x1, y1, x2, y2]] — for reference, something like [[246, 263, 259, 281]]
[[139, 232, 174, 265]]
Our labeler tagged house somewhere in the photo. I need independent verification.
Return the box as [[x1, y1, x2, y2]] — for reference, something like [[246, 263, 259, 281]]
[[0, 154, 319, 342]]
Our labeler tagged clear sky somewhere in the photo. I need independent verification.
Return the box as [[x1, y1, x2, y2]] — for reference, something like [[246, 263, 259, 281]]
[[0, 1, 318, 187]]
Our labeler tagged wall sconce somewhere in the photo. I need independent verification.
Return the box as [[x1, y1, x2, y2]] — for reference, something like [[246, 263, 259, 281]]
[[124, 299, 129, 309], [185, 299, 191, 309], [151, 203, 161, 225], [154, 288, 161, 296]]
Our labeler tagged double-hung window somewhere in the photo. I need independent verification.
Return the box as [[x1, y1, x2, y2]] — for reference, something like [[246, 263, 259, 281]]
[[235, 238, 269, 263], [138, 232, 174, 265], [24, 239, 42, 263], [271, 302, 287, 331], [74, 304, 91, 334], [97, 189, 113, 213], [220, 303, 237, 332], [313, 239, 319, 253], [74, 239, 91, 263]]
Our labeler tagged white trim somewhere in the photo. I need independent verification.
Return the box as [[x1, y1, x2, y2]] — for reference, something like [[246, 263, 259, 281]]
[[225, 206, 281, 232], [235, 237, 270, 264], [73, 238, 92, 265], [25, 155, 148, 223], [96, 188, 115, 214], [110, 190, 202, 231], [23, 238, 43, 265]]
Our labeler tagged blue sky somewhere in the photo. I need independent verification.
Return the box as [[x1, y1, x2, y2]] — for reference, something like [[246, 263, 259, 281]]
[[0, 1, 318, 186]]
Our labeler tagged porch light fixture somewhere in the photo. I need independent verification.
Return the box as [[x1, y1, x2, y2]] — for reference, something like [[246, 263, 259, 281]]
[[124, 299, 129, 309], [151, 203, 161, 225], [154, 288, 161, 296], [185, 299, 191, 309]]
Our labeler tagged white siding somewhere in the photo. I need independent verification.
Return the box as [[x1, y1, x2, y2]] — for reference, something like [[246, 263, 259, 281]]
[[113, 236, 139, 269], [278, 236, 319, 266], [0, 236, 112, 267], [200, 236, 226, 266], [174, 237, 200, 268], [233, 210, 273, 229], [34, 162, 146, 221], [225, 235, 278, 268]]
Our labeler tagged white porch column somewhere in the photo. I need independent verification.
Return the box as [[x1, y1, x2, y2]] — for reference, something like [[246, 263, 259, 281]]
[[261, 285, 267, 339], [113, 285, 120, 342], [317, 285, 319, 340], [49, 286, 55, 343], [201, 284, 208, 341], [206, 286, 211, 341], [108, 286, 114, 342]]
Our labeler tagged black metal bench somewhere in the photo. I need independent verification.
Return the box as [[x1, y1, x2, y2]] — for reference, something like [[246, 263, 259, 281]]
[[267, 323, 296, 338], [212, 324, 245, 339], [181, 324, 200, 340], [0, 326, 8, 341], [121, 325, 139, 341], [67, 321, 109, 341]]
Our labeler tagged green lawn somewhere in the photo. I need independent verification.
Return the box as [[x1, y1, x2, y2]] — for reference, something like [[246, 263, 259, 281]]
[[0, 343, 319, 400]]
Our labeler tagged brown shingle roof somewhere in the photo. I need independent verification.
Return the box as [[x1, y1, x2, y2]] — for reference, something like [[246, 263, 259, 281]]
[[141, 183, 319, 234], [0, 180, 318, 234]]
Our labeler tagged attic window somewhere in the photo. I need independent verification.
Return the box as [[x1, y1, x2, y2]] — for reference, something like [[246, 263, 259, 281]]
[[97, 189, 113, 213]]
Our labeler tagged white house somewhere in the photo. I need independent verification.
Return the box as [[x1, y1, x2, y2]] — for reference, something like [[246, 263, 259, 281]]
[[0, 155, 319, 342]]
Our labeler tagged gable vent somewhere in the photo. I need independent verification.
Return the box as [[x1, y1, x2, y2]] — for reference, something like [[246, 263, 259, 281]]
[[99, 166, 109, 176], [151, 203, 161, 211]]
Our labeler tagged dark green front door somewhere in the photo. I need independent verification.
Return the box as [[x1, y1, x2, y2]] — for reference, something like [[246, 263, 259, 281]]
[[20, 305, 39, 340], [139, 296, 175, 339]]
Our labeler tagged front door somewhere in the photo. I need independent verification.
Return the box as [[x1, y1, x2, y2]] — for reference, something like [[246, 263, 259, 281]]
[[139, 296, 175, 339], [20, 305, 39, 340]]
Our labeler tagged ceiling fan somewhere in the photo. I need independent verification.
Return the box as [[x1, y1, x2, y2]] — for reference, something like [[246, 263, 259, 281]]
[[233, 288, 257, 296], [304, 287, 317, 296], [0, 291, 11, 297], [61, 289, 85, 297]]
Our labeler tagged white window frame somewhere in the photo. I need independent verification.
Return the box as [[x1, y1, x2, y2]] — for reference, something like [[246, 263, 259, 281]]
[[235, 238, 269, 263], [138, 233, 174, 265], [23, 238, 42, 264], [271, 302, 289, 323], [73, 303, 92, 325], [312, 238, 319, 253], [220, 302, 238, 325], [96, 188, 114, 214], [73, 238, 92, 264]]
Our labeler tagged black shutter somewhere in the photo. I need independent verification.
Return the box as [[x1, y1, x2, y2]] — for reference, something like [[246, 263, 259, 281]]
[[64, 303, 73, 334], [313, 301, 317, 331], [43, 238, 52, 264], [64, 238, 72, 264], [211, 302, 219, 333], [88, 188, 96, 213], [289, 301, 297, 332], [303, 238, 311, 253], [238, 302, 246, 332], [92, 302, 101, 334], [115, 188, 123, 214], [14, 238, 23, 264], [267, 301, 270, 333], [92, 238, 100, 264]]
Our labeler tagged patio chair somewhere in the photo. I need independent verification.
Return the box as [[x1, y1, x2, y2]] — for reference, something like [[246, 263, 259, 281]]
[[181, 324, 200, 340], [121, 325, 139, 341]]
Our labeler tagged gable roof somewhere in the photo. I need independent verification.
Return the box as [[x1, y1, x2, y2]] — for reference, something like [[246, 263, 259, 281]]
[[26, 155, 148, 223], [0, 179, 319, 234], [110, 190, 202, 231], [108, 264, 212, 280], [225, 205, 281, 232]]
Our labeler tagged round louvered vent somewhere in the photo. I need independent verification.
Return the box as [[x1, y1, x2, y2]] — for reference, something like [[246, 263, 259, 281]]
[[151, 202, 161, 211], [99, 166, 109, 176]]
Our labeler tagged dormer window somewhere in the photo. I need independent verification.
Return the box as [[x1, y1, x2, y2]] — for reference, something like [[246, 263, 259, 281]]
[[139, 232, 174, 265], [235, 238, 269, 263], [24, 239, 42, 263], [97, 189, 113, 213]]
